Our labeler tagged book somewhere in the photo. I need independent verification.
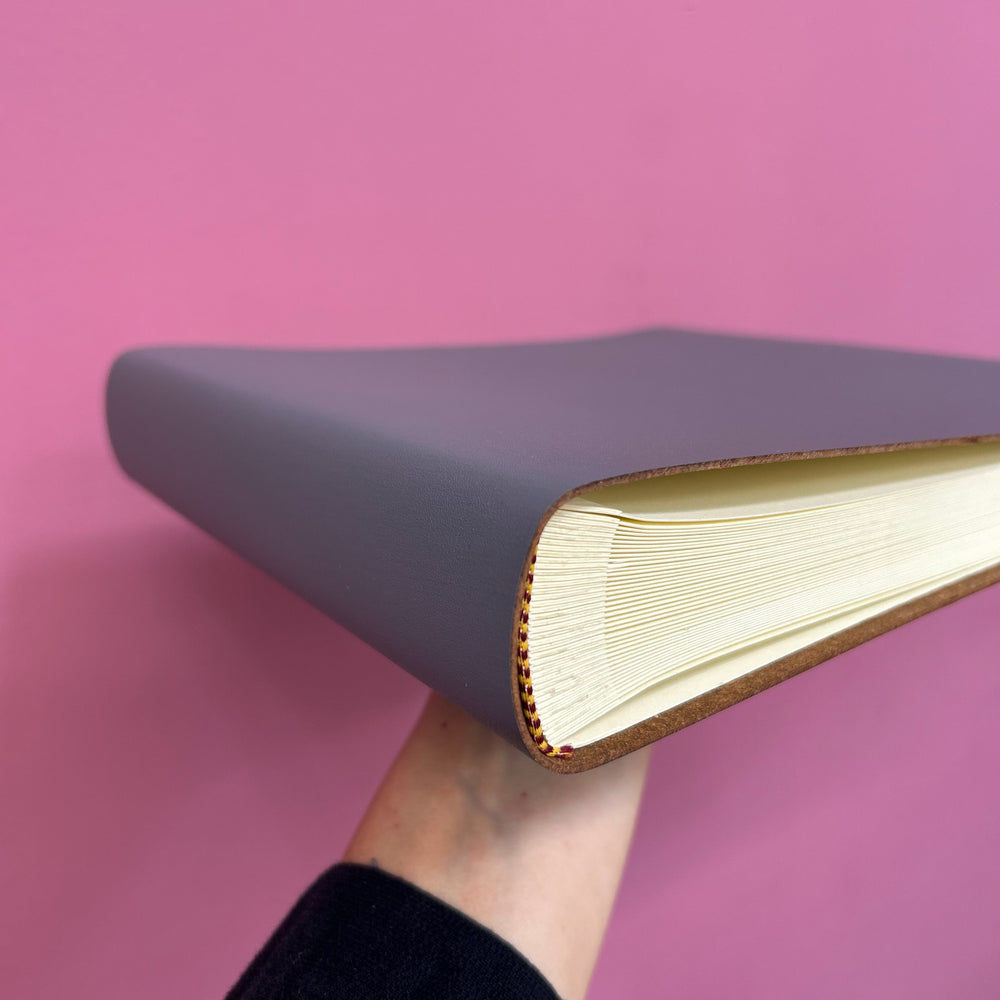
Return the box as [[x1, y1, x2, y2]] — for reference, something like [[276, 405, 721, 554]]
[[105, 329, 1000, 772]]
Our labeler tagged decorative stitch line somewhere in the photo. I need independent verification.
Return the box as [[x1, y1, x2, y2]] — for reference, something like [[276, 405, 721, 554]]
[[517, 549, 574, 759]]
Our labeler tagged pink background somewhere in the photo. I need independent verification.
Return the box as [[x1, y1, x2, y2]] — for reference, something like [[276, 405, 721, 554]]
[[2, 3, 999, 997]]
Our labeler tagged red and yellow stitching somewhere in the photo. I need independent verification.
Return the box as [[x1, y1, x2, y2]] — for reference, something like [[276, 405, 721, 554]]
[[517, 549, 574, 759]]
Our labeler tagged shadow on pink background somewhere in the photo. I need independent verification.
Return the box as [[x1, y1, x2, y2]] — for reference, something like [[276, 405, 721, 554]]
[[2, 3, 998, 997]]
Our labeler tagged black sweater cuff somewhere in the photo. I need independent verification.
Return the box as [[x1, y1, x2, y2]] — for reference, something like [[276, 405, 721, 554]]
[[225, 862, 562, 1000]]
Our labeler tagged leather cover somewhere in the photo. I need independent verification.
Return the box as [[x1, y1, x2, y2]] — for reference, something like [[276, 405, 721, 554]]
[[105, 329, 1000, 771]]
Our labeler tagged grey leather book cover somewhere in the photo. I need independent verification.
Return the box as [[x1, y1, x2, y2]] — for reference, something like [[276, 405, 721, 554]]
[[105, 329, 1000, 771]]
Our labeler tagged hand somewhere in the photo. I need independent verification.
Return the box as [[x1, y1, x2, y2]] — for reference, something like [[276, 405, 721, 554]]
[[344, 692, 652, 1000]]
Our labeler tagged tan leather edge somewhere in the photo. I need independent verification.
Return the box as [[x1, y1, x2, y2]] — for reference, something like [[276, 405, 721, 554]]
[[510, 435, 1000, 773]]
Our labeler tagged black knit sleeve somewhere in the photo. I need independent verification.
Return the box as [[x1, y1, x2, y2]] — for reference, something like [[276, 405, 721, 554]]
[[224, 862, 563, 1000]]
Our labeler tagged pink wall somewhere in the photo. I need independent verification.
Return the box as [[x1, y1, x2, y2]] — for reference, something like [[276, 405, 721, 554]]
[[2, 3, 998, 997]]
